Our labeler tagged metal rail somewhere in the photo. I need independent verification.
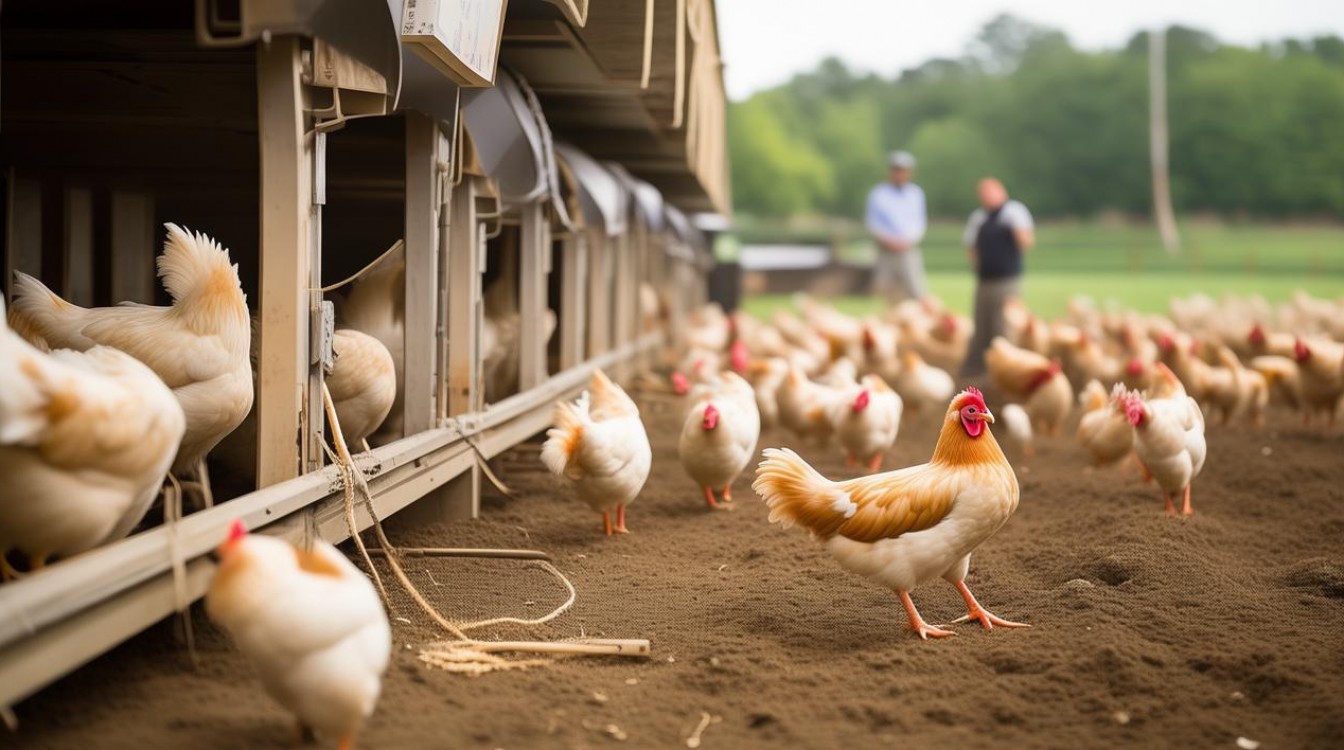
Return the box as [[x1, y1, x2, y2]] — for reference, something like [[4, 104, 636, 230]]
[[0, 333, 660, 708]]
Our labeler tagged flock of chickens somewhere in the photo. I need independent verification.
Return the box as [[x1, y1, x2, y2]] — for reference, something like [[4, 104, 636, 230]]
[[3, 219, 1342, 748], [539, 289, 1344, 649]]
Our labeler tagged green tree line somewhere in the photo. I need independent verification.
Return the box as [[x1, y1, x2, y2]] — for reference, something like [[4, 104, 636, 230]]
[[728, 15, 1344, 219]]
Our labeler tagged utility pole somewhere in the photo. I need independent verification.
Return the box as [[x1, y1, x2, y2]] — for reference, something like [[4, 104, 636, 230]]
[[1149, 27, 1181, 254]]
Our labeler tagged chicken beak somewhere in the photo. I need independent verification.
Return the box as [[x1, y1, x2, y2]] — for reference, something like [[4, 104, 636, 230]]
[[981, 410, 996, 424]]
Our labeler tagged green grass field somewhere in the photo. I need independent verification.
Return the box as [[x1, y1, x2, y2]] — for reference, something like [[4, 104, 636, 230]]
[[741, 219, 1344, 319]]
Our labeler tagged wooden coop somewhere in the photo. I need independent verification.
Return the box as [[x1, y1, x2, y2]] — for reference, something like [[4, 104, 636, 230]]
[[0, 0, 728, 709]]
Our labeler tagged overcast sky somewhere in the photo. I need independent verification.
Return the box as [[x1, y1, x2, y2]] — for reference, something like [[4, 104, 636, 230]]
[[717, 0, 1344, 99]]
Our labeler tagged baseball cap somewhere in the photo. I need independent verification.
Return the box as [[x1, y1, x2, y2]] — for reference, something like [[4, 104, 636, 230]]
[[888, 150, 916, 169]]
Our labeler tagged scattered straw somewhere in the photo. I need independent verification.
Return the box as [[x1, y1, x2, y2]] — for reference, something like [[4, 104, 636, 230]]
[[320, 384, 651, 675]]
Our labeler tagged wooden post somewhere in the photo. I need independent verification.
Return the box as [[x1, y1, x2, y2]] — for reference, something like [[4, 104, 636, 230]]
[[611, 229, 637, 378], [108, 191, 155, 303], [255, 36, 315, 488], [517, 201, 550, 391], [1149, 27, 1180, 255], [63, 188, 94, 306], [403, 113, 442, 435], [6, 175, 43, 298], [558, 232, 587, 369], [443, 175, 484, 519], [585, 229, 610, 357]]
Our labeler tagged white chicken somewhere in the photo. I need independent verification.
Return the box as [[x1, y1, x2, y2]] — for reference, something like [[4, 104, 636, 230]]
[[1117, 375, 1207, 517], [827, 374, 902, 471], [998, 403, 1034, 458], [775, 365, 842, 445], [1292, 338, 1344, 427], [678, 374, 761, 509], [1250, 355, 1304, 414], [206, 521, 390, 749], [10, 223, 251, 505], [816, 357, 859, 389], [857, 317, 902, 384], [746, 357, 789, 428], [541, 369, 652, 536], [1075, 381, 1134, 467], [0, 296, 186, 578], [327, 330, 398, 453], [985, 337, 1073, 435], [893, 349, 954, 414], [338, 244, 405, 441]]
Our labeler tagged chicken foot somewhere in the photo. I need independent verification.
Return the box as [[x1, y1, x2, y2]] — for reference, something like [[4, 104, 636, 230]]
[[897, 590, 955, 640], [950, 580, 1030, 630], [1181, 485, 1193, 517], [176, 458, 216, 512], [615, 504, 630, 534]]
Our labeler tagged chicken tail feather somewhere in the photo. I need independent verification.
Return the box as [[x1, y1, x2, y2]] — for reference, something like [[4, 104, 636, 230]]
[[753, 448, 851, 537], [9, 271, 75, 346], [157, 223, 242, 304], [541, 393, 591, 480]]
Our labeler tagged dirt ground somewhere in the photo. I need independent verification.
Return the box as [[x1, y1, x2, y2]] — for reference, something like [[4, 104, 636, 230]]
[[9, 388, 1344, 750]]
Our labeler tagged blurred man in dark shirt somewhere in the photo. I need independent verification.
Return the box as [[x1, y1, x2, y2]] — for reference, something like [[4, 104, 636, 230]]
[[961, 178, 1035, 378]]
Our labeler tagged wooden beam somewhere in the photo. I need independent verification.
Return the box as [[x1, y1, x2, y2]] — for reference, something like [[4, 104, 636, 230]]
[[403, 113, 442, 435], [108, 191, 155, 303], [438, 175, 485, 520], [585, 229, 611, 357], [5, 175, 43, 299], [63, 188, 94, 306], [610, 229, 637, 378], [558, 233, 588, 369], [255, 37, 314, 488], [517, 201, 550, 390]]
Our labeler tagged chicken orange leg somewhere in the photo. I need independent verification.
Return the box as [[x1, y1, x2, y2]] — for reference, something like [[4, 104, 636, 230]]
[[602, 512, 614, 537], [1162, 492, 1176, 515], [722, 484, 733, 503], [702, 486, 720, 510], [898, 591, 954, 640], [867, 453, 883, 472], [615, 504, 630, 534], [1181, 485, 1193, 517], [337, 733, 354, 750], [951, 580, 1029, 630]]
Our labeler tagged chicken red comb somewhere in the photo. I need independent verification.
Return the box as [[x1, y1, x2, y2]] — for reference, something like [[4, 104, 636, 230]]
[[1249, 324, 1265, 344], [955, 387, 987, 411], [226, 519, 247, 543], [671, 371, 690, 395], [702, 402, 720, 430], [1293, 339, 1310, 362], [852, 389, 871, 412]]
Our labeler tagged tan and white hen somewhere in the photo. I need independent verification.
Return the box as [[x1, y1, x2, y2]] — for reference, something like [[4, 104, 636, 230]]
[[541, 370, 652, 536], [206, 522, 390, 750], [10, 223, 251, 504], [0, 296, 186, 577]]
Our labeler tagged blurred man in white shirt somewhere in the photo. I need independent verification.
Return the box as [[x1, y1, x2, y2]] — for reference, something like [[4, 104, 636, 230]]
[[961, 177, 1036, 378], [865, 150, 927, 304]]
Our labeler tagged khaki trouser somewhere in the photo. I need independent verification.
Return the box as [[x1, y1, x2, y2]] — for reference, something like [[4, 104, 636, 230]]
[[962, 276, 1022, 377], [872, 248, 927, 305]]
